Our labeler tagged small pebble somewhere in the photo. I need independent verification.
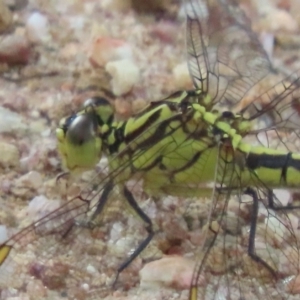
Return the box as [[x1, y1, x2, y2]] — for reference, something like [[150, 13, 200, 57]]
[[273, 189, 292, 207], [26, 12, 50, 43], [139, 256, 195, 289], [0, 34, 32, 65], [26, 195, 61, 221], [0, 141, 19, 168], [0, 225, 8, 244], [260, 32, 274, 59], [0, 107, 26, 134], [25, 280, 47, 298], [89, 37, 133, 67], [106, 59, 140, 95], [150, 21, 178, 43], [276, 33, 300, 49], [264, 9, 298, 32], [173, 62, 193, 90], [0, 0, 12, 33], [86, 265, 97, 274], [15, 171, 43, 190]]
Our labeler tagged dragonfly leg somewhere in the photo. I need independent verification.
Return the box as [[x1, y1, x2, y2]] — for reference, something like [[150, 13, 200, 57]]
[[90, 181, 114, 222], [267, 189, 300, 210], [112, 185, 154, 287], [55, 171, 70, 182], [245, 187, 278, 278], [74, 181, 114, 229], [76, 181, 154, 287]]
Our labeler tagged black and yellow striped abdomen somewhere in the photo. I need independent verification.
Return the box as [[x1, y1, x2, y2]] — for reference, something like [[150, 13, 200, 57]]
[[212, 116, 300, 189]]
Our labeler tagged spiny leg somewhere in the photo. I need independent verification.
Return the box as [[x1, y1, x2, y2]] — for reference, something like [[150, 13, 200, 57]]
[[245, 187, 277, 278], [75, 181, 154, 287], [267, 152, 300, 210], [267, 189, 300, 210], [89, 181, 114, 221], [74, 181, 114, 229], [111, 186, 154, 286]]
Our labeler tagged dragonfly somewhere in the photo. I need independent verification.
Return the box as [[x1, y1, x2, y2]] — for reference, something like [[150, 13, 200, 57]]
[[1, 0, 300, 299]]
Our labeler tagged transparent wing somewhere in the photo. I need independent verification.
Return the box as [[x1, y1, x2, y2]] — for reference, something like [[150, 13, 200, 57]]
[[238, 69, 300, 152], [187, 0, 300, 299], [186, 0, 273, 110], [186, 0, 300, 154], [0, 197, 107, 298], [0, 169, 156, 298], [190, 145, 300, 300], [0, 103, 203, 298]]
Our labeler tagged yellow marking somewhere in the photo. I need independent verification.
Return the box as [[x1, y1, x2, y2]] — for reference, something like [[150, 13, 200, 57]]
[[203, 94, 212, 106], [189, 286, 198, 300], [56, 127, 102, 172], [0, 245, 11, 264]]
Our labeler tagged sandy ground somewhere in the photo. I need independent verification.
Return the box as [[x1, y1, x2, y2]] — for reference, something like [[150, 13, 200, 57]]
[[0, 0, 300, 299]]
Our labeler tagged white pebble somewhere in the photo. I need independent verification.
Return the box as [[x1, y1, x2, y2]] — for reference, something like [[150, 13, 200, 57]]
[[106, 59, 139, 96], [81, 283, 90, 291], [26, 12, 50, 43], [287, 213, 299, 232], [139, 256, 195, 289], [0, 225, 8, 244], [108, 236, 135, 258], [0, 142, 19, 167], [68, 16, 85, 31], [0, 107, 26, 134], [265, 9, 298, 32], [86, 264, 97, 274], [0, 34, 31, 65], [173, 62, 193, 89], [15, 171, 43, 190], [109, 222, 124, 240], [253, 0, 298, 32], [260, 32, 274, 60], [273, 189, 291, 207], [89, 37, 133, 67], [27, 195, 61, 221]]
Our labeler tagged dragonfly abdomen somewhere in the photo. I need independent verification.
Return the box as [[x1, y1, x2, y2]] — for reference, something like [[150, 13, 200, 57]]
[[244, 147, 300, 188]]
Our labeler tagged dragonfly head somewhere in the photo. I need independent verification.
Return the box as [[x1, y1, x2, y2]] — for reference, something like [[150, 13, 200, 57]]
[[56, 96, 114, 173]]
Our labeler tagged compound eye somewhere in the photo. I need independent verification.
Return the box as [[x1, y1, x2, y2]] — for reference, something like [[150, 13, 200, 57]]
[[66, 114, 98, 145], [83, 97, 114, 125], [56, 112, 102, 172], [61, 114, 75, 130], [83, 96, 110, 109]]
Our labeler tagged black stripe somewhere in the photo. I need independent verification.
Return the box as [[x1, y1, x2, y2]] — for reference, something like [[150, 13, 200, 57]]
[[132, 155, 163, 172], [107, 122, 127, 154], [246, 152, 300, 173], [247, 153, 287, 170], [125, 114, 187, 155], [137, 114, 191, 150], [164, 90, 187, 101], [172, 150, 203, 174], [125, 109, 162, 144], [137, 120, 174, 150], [108, 114, 184, 155], [281, 152, 292, 182]]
